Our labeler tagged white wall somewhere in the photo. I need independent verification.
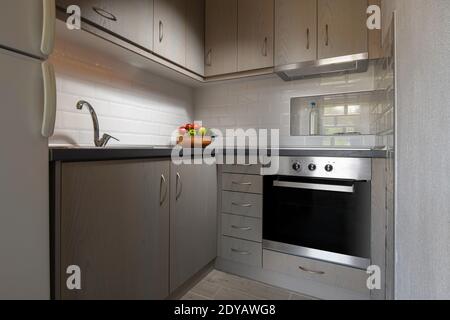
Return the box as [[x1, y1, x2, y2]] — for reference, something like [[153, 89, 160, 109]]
[[49, 42, 194, 147], [194, 66, 378, 148], [382, 0, 450, 299]]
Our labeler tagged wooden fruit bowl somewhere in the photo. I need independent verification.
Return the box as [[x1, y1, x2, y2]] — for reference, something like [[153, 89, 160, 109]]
[[177, 135, 212, 148]]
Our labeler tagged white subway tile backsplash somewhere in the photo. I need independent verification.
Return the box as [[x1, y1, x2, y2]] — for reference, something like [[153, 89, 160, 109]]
[[49, 44, 193, 147], [194, 64, 378, 148]]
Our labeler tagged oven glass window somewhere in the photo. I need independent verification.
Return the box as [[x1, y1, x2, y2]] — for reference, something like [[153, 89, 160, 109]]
[[263, 176, 371, 259]]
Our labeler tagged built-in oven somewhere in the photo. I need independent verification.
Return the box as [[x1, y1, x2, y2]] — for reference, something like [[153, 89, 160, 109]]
[[263, 157, 371, 270]]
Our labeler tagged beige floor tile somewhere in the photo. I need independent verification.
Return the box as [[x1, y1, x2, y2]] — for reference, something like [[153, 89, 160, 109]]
[[181, 292, 211, 300], [181, 269, 317, 301], [213, 287, 261, 300], [289, 293, 315, 300], [191, 279, 221, 298], [204, 270, 291, 300]]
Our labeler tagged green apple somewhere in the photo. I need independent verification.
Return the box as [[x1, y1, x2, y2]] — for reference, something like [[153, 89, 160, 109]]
[[198, 127, 207, 136]]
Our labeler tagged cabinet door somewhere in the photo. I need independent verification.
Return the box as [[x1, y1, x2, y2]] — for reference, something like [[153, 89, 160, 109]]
[[154, 0, 187, 66], [237, 0, 274, 71], [275, 0, 317, 66], [170, 163, 217, 292], [57, 0, 154, 51], [318, 0, 368, 59], [205, 0, 238, 76], [100, 0, 154, 51], [186, 0, 205, 76], [60, 160, 170, 300]]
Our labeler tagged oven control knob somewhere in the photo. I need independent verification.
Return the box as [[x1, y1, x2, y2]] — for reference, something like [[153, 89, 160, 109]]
[[308, 164, 317, 171], [325, 164, 334, 172], [292, 162, 301, 171]]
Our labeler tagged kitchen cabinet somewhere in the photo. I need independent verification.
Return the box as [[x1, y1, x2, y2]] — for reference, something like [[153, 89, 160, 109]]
[[275, 0, 317, 66], [205, 0, 238, 76], [186, 0, 205, 76], [56, 0, 154, 51], [170, 162, 217, 292], [237, 0, 274, 71], [317, 0, 368, 59], [59, 160, 170, 300], [154, 0, 187, 67]]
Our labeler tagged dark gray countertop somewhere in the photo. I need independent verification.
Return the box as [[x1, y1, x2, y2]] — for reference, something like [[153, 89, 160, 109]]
[[49, 146, 388, 162]]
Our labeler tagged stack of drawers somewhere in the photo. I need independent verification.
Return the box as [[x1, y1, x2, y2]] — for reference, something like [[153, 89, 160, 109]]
[[219, 165, 263, 268]]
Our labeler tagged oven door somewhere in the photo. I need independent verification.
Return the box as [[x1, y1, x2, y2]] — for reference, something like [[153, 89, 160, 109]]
[[263, 175, 371, 269]]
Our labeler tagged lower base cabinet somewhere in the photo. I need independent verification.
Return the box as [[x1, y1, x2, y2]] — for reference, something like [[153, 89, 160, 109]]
[[170, 162, 218, 292], [59, 160, 170, 300], [56, 159, 217, 299]]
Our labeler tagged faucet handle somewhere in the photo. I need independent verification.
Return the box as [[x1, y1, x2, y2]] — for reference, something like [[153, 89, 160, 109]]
[[100, 133, 120, 147], [104, 134, 120, 142]]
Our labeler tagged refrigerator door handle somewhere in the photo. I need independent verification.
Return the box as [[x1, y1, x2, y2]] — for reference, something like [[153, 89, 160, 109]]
[[40, 0, 56, 56], [41, 61, 56, 138]]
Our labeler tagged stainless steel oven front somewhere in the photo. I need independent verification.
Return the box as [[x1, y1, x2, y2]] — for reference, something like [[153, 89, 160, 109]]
[[263, 157, 371, 270]]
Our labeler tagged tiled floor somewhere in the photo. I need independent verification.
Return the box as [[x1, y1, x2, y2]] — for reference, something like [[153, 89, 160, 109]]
[[181, 269, 316, 300]]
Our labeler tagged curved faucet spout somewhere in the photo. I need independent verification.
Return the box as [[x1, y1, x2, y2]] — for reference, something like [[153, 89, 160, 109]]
[[76, 100, 119, 147]]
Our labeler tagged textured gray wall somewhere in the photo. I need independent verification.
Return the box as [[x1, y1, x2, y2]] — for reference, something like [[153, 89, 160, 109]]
[[382, 0, 450, 299]]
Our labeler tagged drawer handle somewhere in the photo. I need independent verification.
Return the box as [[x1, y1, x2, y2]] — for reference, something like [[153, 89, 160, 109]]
[[231, 181, 252, 186], [299, 265, 325, 275], [231, 202, 253, 208], [231, 248, 251, 255], [92, 7, 117, 21], [231, 225, 252, 231]]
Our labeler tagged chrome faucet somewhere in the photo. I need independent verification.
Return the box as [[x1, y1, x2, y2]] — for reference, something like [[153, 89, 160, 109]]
[[76, 100, 119, 147]]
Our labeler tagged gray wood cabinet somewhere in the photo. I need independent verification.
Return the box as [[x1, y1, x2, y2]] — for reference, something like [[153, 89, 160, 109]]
[[59, 160, 170, 300], [57, 0, 154, 51], [153, 0, 187, 67], [275, 0, 317, 66], [237, 0, 274, 71], [170, 162, 218, 292], [317, 0, 368, 59], [205, 0, 238, 76], [186, 0, 206, 76]]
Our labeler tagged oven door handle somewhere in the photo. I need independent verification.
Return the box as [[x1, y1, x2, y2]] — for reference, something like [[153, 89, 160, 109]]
[[273, 180, 354, 193]]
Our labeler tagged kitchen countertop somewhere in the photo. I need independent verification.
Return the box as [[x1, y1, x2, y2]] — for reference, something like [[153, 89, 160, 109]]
[[49, 146, 389, 162]]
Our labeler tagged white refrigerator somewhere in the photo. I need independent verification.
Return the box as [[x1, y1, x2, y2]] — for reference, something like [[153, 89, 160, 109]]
[[0, 0, 56, 299]]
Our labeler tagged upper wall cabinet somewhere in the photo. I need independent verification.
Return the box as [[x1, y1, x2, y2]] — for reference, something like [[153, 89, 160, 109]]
[[154, 0, 187, 67], [205, 0, 238, 77], [57, 0, 154, 51], [317, 0, 368, 59], [237, 0, 274, 72], [275, 0, 317, 66], [186, 0, 206, 76]]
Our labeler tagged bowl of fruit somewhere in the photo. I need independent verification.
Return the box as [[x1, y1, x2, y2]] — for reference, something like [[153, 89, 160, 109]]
[[177, 123, 213, 148]]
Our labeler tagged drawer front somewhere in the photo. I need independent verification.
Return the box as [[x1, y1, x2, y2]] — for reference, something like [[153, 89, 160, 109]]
[[221, 236, 262, 268], [222, 164, 261, 175], [221, 191, 262, 218], [263, 250, 369, 294], [222, 174, 263, 194], [221, 214, 262, 243]]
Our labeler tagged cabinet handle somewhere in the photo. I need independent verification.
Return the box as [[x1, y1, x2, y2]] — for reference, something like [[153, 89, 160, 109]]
[[325, 24, 329, 46], [206, 49, 212, 66], [231, 225, 252, 231], [298, 265, 325, 275], [306, 28, 310, 50], [92, 6, 117, 21], [262, 37, 268, 57], [231, 248, 251, 255], [231, 181, 252, 186], [176, 172, 183, 201], [231, 202, 252, 208], [159, 20, 164, 42], [160, 174, 168, 206]]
